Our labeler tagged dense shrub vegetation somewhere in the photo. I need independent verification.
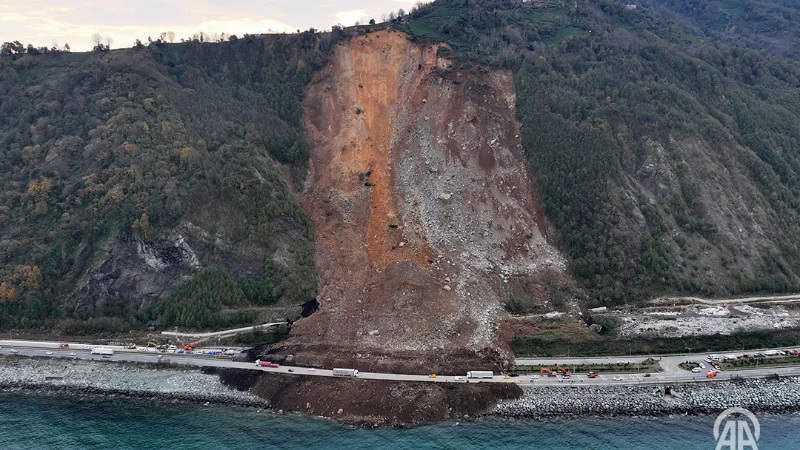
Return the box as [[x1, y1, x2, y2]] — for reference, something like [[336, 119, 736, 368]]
[[3, 0, 800, 334], [511, 328, 800, 357], [403, 0, 800, 303], [0, 31, 337, 331]]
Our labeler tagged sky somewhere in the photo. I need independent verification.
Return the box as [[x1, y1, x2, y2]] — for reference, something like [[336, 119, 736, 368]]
[[0, 0, 420, 51]]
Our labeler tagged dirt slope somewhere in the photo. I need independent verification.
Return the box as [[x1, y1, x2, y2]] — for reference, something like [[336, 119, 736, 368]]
[[281, 31, 566, 371], [214, 368, 522, 427]]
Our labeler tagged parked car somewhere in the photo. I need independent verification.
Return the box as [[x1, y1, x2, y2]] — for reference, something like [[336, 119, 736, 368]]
[[699, 363, 705, 369], [692, 367, 701, 373]]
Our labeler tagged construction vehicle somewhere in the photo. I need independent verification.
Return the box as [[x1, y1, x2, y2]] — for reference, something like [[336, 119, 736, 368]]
[[183, 342, 197, 352], [706, 371, 718, 378], [556, 365, 572, 378], [587, 371, 599, 378], [540, 367, 557, 377]]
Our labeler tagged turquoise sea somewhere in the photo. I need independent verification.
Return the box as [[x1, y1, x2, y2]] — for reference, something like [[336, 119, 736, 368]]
[[1, 393, 798, 449]]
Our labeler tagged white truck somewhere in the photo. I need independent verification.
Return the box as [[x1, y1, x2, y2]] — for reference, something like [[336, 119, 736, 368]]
[[467, 371, 493, 379], [332, 368, 359, 377], [91, 347, 114, 357]]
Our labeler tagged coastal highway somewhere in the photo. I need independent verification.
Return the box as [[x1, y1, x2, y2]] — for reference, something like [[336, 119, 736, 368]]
[[516, 346, 800, 374], [2, 341, 800, 387]]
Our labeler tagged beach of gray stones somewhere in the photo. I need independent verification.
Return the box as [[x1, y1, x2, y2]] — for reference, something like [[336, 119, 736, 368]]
[[494, 376, 800, 419], [4, 355, 800, 421], [0, 356, 267, 407]]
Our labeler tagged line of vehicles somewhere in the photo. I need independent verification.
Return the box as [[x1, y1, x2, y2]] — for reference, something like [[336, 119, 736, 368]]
[[538, 365, 602, 379]]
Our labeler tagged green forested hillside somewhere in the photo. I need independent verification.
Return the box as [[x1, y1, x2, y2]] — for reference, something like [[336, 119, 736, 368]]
[[3, 0, 800, 335], [638, 0, 800, 60], [0, 32, 335, 332], [403, 0, 800, 304]]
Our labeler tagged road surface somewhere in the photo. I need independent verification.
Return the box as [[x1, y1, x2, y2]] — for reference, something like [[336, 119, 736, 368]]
[[654, 293, 800, 305], [160, 322, 287, 339], [1, 340, 799, 387], [515, 345, 800, 374]]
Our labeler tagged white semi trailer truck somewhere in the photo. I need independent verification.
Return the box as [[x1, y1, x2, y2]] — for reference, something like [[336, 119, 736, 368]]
[[332, 368, 359, 377], [466, 371, 493, 379]]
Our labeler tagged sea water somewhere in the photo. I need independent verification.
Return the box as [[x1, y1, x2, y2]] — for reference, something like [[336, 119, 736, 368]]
[[1, 393, 798, 449]]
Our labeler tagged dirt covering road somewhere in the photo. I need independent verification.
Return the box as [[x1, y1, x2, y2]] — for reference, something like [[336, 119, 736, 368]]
[[281, 30, 567, 372]]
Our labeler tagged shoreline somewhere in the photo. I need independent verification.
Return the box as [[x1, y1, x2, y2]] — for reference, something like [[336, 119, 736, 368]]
[[3, 356, 800, 426], [0, 357, 268, 409], [494, 377, 800, 420]]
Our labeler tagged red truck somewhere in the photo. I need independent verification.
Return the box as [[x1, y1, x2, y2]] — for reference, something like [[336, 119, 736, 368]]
[[58, 343, 69, 349], [255, 360, 279, 368]]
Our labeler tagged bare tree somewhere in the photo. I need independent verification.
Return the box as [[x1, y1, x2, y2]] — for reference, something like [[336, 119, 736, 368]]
[[104, 36, 114, 48], [64, 43, 70, 52], [166, 31, 175, 43], [91, 33, 102, 47]]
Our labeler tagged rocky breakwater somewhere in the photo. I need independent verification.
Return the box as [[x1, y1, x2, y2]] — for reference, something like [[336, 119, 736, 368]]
[[495, 377, 800, 419], [0, 357, 266, 407]]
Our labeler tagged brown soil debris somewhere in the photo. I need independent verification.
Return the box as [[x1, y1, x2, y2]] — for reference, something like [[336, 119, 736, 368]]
[[282, 30, 567, 369], [215, 368, 522, 427]]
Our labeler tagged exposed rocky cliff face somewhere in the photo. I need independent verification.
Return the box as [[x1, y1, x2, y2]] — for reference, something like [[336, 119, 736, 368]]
[[278, 31, 567, 370]]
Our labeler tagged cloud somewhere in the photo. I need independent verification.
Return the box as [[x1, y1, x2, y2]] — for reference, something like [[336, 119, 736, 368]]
[[334, 9, 368, 26], [0, 0, 429, 50], [2, 10, 297, 51]]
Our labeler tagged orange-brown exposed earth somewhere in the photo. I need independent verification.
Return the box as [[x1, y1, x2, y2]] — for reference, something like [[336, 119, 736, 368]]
[[278, 31, 566, 372]]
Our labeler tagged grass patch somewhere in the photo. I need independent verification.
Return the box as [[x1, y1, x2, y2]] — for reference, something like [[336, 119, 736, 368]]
[[511, 329, 800, 357], [397, 6, 472, 49], [721, 355, 800, 370], [515, 361, 662, 374], [541, 27, 586, 45]]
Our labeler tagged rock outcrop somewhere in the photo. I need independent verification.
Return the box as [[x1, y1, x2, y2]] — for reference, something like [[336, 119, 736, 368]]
[[281, 31, 567, 371]]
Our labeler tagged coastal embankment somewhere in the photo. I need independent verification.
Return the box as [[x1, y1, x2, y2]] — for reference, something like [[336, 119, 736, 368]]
[[496, 376, 800, 418], [0, 357, 266, 407], [4, 356, 800, 426]]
